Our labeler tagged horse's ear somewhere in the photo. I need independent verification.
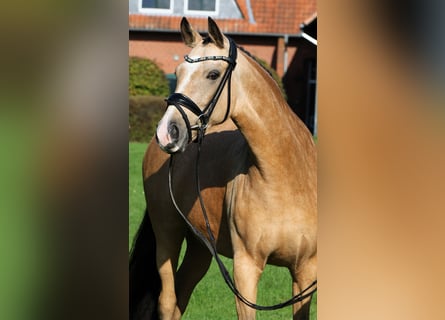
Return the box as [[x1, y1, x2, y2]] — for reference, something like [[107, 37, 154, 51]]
[[208, 17, 224, 48], [180, 17, 202, 48]]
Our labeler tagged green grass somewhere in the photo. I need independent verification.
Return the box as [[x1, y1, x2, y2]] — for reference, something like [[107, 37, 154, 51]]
[[129, 142, 147, 247], [129, 142, 317, 319]]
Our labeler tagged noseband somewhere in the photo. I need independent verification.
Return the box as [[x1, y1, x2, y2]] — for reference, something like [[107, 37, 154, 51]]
[[165, 37, 238, 143]]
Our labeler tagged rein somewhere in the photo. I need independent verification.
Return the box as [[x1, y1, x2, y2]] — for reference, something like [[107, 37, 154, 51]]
[[167, 39, 317, 310]]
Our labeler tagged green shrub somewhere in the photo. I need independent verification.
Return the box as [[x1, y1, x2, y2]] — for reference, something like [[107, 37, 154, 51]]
[[129, 96, 166, 142], [129, 57, 170, 97]]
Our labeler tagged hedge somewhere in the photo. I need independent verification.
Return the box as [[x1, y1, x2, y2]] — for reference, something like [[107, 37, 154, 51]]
[[129, 57, 170, 97], [129, 96, 166, 142]]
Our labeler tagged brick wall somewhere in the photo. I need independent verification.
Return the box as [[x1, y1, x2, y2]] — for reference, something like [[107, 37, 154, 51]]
[[129, 32, 297, 75]]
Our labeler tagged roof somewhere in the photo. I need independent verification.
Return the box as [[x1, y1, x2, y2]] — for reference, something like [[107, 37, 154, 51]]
[[301, 13, 317, 40], [129, 0, 317, 36]]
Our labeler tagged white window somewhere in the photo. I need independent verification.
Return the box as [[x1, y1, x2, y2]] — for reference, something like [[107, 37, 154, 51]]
[[185, 0, 219, 16], [139, 0, 173, 14]]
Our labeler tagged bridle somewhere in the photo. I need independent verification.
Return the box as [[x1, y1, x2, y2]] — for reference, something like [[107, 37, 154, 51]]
[[165, 37, 237, 144], [167, 37, 317, 310]]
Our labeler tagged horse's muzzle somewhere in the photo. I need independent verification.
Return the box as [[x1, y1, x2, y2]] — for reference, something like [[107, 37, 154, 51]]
[[156, 109, 189, 154]]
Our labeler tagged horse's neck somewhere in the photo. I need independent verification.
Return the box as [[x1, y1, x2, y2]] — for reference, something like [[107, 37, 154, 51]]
[[231, 52, 315, 184]]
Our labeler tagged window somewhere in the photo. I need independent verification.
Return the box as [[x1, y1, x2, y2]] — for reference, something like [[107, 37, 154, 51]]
[[140, 0, 173, 13], [185, 0, 219, 15]]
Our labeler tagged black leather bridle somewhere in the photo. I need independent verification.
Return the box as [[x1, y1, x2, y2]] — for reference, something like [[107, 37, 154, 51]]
[[167, 37, 317, 311], [165, 37, 237, 144]]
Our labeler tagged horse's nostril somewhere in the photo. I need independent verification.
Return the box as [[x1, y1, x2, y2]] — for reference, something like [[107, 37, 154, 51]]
[[168, 123, 179, 141]]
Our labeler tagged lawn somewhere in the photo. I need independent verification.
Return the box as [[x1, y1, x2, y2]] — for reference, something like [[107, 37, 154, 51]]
[[129, 141, 317, 319]]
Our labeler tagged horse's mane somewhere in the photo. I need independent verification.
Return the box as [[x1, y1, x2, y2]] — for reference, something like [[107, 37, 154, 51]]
[[236, 45, 275, 79]]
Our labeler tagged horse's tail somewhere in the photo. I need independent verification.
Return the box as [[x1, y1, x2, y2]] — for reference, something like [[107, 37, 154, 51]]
[[130, 208, 160, 320]]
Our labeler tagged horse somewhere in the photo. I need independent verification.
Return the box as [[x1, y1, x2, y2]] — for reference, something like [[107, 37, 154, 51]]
[[130, 17, 317, 320]]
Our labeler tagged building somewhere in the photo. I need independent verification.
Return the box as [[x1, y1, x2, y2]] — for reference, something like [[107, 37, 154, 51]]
[[129, 0, 317, 133]]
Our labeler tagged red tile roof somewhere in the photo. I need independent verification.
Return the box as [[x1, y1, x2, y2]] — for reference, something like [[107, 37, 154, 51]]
[[129, 0, 316, 35]]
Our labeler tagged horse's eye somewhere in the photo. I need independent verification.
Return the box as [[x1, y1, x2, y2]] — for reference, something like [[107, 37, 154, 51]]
[[207, 70, 220, 80]]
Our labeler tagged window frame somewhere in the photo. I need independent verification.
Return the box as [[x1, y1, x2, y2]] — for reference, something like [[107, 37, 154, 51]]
[[139, 0, 174, 14], [184, 0, 219, 16]]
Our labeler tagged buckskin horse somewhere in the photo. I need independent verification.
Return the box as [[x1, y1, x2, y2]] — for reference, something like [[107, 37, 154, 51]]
[[130, 17, 317, 320]]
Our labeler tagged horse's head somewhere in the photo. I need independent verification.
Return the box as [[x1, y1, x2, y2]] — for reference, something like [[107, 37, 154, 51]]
[[156, 17, 237, 154]]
